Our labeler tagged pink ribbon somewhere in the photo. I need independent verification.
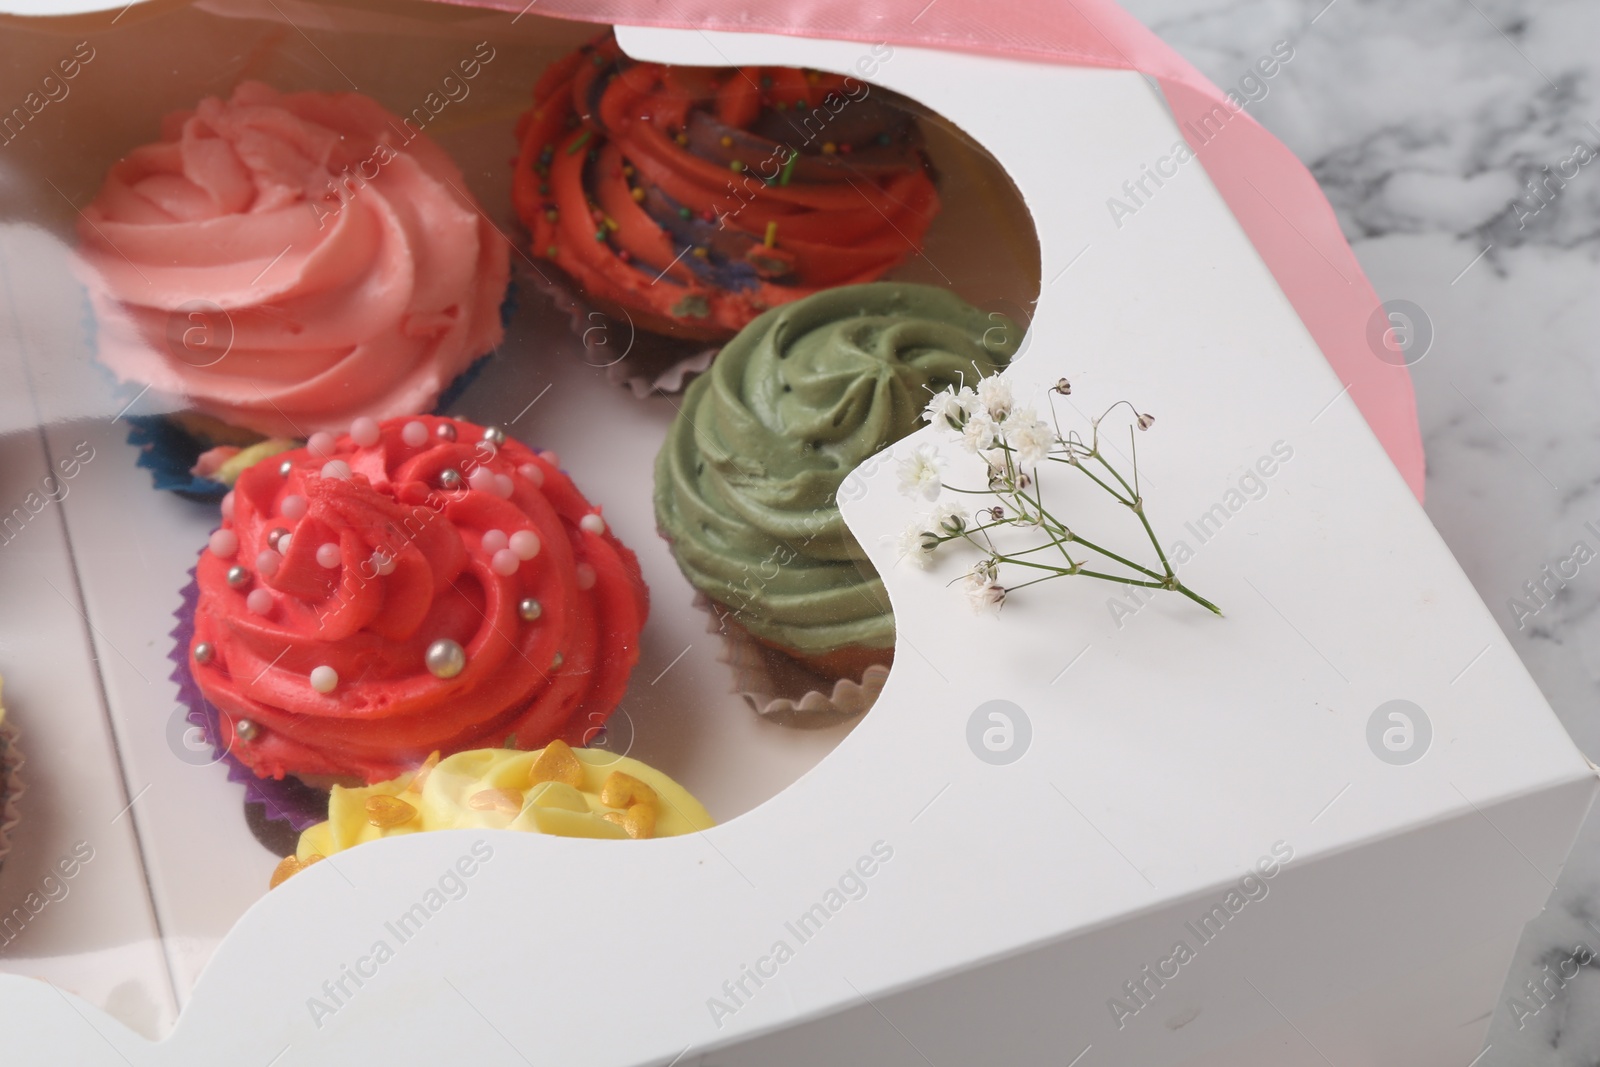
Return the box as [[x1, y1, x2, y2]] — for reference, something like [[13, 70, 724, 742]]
[[453, 0, 1425, 498]]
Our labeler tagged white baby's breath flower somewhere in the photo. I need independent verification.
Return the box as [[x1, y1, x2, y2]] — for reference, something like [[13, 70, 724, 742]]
[[922, 388, 967, 431], [896, 444, 944, 501], [1004, 407, 1054, 468], [963, 569, 1007, 615], [892, 522, 938, 568], [976, 376, 1014, 420], [960, 411, 999, 454], [930, 501, 967, 537]]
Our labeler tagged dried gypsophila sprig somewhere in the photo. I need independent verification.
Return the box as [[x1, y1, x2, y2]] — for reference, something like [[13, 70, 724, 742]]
[[895, 377, 1221, 618]]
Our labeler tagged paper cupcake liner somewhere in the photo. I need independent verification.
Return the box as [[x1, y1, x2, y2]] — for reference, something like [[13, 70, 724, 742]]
[[0, 718, 24, 876], [522, 263, 718, 399], [169, 567, 329, 833], [121, 282, 519, 502], [693, 593, 891, 727]]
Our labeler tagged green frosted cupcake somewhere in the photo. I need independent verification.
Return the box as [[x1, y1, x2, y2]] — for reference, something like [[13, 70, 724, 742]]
[[655, 282, 1016, 704]]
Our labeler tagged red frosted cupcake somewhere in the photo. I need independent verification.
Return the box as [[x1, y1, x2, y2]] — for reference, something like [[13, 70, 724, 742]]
[[185, 415, 647, 786], [513, 31, 939, 346]]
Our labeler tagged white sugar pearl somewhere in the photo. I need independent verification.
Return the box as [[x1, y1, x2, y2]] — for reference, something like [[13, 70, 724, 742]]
[[579, 513, 606, 535], [491, 549, 519, 576], [256, 549, 281, 578], [220, 491, 235, 520], [280, 494, 307, 520], [575, 563, 596, 590], [468, 467, 496, 493], [350, 417, 380, 447], [308, 431, 336, 458], [310, 665, 338, 693], [321, 460, 352, 480], [493, 474, 514, 498], [317, 543, 341, 568], [246, 588, 273, 615], [277, 534, 292, 554], [374, 551, 397, 576], [540, 450, 560, 467], [517, 462, 544, 488], [402, 420, 429, 447], [482, 529, 508, 553], [209, 529, 238, 557], [510, 530, 540, 560]]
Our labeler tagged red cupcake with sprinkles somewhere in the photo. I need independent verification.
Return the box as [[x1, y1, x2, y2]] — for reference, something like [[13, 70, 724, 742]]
[[512, 31, 940, 384], [179, 414, 647, 811]]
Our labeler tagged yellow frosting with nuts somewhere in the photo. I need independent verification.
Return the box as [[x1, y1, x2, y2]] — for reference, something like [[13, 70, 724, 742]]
[[288, 742, 713, 870]]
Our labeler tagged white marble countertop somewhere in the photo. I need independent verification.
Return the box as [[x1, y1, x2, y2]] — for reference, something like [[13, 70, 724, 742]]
[[1119, 0, 1600, 1061]]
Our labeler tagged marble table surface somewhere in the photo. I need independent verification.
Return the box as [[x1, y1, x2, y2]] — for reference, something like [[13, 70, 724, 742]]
[[1118, 0, 1600, 1061]]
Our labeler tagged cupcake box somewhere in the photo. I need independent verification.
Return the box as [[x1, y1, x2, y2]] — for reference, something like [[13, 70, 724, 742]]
[[0, 4, 1591, 1065]]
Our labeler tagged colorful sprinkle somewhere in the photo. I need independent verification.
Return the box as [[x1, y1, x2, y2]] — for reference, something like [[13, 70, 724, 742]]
[[764, 221, 778, 248], [779, 152, 800, 186]]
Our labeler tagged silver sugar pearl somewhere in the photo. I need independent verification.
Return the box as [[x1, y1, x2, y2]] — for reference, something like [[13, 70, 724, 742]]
[[439, 468, 463, 491], [551, 652, 564, 669], [226, 565, 251, 589], [482, 425, 506, 446], [234, 719, 259, 742], [193, 641, 214, 665], [435, 422, 457, 442], [266, 527, 290, 551], [278, 459, 294, 477], [425, 638, 467, 679], [518, 598, 542, 622]]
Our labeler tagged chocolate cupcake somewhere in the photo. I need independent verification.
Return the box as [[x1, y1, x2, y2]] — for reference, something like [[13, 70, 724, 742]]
[[180, 415, 648, 821], [654, 282, 1015, 717], [513, 31, 939, 384]]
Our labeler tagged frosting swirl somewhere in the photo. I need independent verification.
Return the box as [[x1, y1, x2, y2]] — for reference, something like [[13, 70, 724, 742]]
[[513, 33, 938, 341], [191, 416, 648, 784], [78, 81, 510, 438], [654, 282, 1014, 657], [285, 742, 712, 874]]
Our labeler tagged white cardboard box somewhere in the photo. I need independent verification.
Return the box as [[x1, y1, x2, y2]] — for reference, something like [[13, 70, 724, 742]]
[[0, 11, 1591, 1066]]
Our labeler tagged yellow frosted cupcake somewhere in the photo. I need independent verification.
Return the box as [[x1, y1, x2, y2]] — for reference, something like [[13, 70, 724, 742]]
[[272, 741, 711, 886]]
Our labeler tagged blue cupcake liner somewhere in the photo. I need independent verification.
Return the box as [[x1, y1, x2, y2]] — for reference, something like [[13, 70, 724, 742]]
[[120, 281, 519, 502]]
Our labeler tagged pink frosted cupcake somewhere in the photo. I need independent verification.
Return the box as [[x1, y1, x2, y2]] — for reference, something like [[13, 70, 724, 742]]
[[76, 81, 511, 494]]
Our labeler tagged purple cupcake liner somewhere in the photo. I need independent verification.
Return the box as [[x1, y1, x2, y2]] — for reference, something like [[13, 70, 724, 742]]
[[0, 718, 24, 876], [169, 566, 327, 832]]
